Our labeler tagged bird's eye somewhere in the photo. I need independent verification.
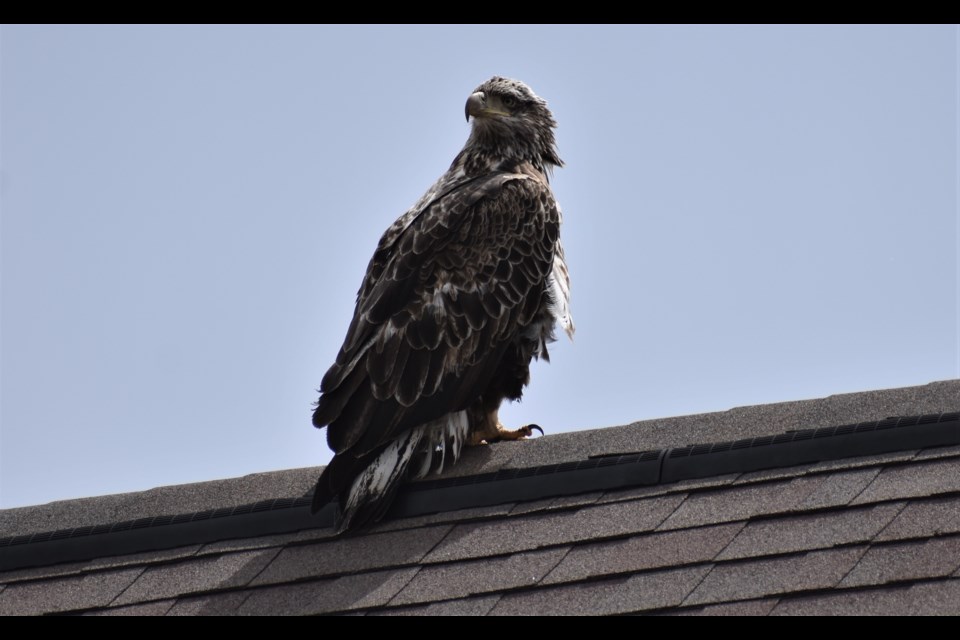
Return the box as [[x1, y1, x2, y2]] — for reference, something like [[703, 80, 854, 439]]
[[502, 95, 518, 109]]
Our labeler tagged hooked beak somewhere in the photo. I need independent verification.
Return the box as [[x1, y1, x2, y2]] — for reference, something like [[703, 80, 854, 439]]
[[465, 91, 486, 121]]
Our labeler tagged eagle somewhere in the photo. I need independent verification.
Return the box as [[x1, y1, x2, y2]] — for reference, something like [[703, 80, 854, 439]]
[[311, 77, 573, 533]]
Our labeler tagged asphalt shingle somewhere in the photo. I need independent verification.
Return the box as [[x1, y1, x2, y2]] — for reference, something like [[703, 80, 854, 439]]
[[251, 525, 451, 585], [0, 566, 144, 615], [0, 544, 198, 586], [423, 493, 685, 564], [851, 457, 960, 505], [166, 591, 251, 616], [372, 595, 502, 616], [374, 504, 517, 533], [874, 495, 960, 541], [85, 545, 202, 573], [113, 548, 280, 606], [542, 522, 744, 585], [792, 468, 882, 509], [0, 559, 91, 585], [770, 578, 960, 616], [595, 474, 740, 505], [840, 536, 960, 587], [912, 444, 960, 461], [390, 547, 567, 606], [239, 568, 419, 615], [85, 600, 175, 616], [508, 492, 603, 516], [672, 598, 779, 616], [716, 502, 904, 561], [489, 565, 712, 616], [657, 478, 810, 530], [0, 467, 320, 539], [1, 380, 956, 616], [684, 547, 866, 606], [197, 533, 308, 556], [807, 450, 919, 474]]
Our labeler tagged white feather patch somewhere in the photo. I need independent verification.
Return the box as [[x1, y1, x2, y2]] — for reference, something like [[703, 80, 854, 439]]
[[549, 243, 575, 340], [340, 410, 469, 531], [342, 428, 424, 522]]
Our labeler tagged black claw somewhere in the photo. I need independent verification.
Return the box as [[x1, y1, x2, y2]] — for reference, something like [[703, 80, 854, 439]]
[[528, 424, 544, 436]]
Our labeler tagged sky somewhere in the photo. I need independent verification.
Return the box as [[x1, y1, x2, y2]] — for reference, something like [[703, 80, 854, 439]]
[[1, 25, 957, 509]]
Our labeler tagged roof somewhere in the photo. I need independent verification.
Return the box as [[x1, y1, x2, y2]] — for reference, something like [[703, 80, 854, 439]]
[[1, 379, 959, 615]]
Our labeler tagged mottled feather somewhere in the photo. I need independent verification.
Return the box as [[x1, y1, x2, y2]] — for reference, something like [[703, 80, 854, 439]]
[[312, 77, 572, 533]]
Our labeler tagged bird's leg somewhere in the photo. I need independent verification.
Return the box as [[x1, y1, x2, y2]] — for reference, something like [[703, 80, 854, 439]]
[[468, 407, 543, 445]]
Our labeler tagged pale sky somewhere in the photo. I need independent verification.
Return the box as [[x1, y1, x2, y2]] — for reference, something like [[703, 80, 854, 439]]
[[2, 25, 957, 509]]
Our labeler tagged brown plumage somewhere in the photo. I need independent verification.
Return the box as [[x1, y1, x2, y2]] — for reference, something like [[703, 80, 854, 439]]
[[311, 77, 573, 533]]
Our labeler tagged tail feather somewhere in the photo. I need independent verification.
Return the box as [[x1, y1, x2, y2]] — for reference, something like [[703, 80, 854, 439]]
[[335, 427, 424, 533], [314, 410, 469, 534]]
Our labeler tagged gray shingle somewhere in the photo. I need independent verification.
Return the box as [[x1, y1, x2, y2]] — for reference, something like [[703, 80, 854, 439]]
[[840, 537, 960, 587], [716, 503, 904, 561], [596, 474, 740, 505], [85, 545, 202, 572], [851, 457, 960, 504], [807, 450, 919, 474], [469, 380, 959, 477], [489, 565, 711, 616], [423, 493, 685, 564], [793, 468, 882, 509], [0, 545, 203, 586], [373, 504, 516, 533], [771, 578, 960, 616], [874, 495, 960, 541], [251, 525, 451, 585], [508, 492, 603, 516], [719, 468, 881, 513], [198, 533, 307, 556], [0, 566, 143, 615], [0, 559, 90, 585], [547, 492, 604, 509], [167, 591, 251, 616], [239, 568, 419, 615], [913, 444, 960, 461], [733, 463, 822, 484], [4, 380, 955, 544], [671, 599, 778, 616], [684, 547, 866, 606], [507, 497, 560, 516], [0, 466, 321, 538], [85, 600, 176, 616], [197, 526, 344, 556], [542, 522, 744, 585], [2, 379, 956, 617], [657, 478, 812, 530], [113, 548, 280, 605], [372, 595, 501, 616], [391, 547, 567, 606]]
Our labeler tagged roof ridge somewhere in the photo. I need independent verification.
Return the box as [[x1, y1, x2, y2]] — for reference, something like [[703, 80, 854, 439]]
[[2, 411, 957, 573]]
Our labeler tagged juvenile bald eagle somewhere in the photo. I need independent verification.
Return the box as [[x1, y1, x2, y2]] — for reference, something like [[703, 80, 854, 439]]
[[312, 77, 573, 533]]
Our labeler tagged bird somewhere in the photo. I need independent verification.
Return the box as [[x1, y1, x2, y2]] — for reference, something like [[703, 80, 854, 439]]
[[311, 76, 573, 533]]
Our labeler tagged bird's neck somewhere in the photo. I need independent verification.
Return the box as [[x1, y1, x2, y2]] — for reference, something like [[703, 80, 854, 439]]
[[452, 138, 560, 181]]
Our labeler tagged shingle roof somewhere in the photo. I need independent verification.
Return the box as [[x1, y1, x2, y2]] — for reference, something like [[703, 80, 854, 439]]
[[1, 379, 958, 615]]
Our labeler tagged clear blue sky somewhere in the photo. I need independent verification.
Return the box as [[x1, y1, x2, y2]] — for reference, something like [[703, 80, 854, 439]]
[[2, 25, 957, 509]]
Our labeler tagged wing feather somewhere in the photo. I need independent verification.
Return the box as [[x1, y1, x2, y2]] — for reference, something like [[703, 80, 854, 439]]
[[313, 171, 559, 489]]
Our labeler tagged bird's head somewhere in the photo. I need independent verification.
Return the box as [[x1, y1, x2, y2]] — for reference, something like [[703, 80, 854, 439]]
[[462, 76, 563, 174]]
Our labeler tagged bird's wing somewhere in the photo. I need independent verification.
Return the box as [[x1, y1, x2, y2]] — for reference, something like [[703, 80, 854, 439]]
[[313, 170, 559, 461]]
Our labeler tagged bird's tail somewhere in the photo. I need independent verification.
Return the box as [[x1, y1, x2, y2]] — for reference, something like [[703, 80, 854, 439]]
[[316, 410, 469, 534]]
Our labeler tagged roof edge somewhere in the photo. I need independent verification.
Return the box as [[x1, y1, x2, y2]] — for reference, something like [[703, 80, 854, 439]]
[[2, 411, 956, 573]]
